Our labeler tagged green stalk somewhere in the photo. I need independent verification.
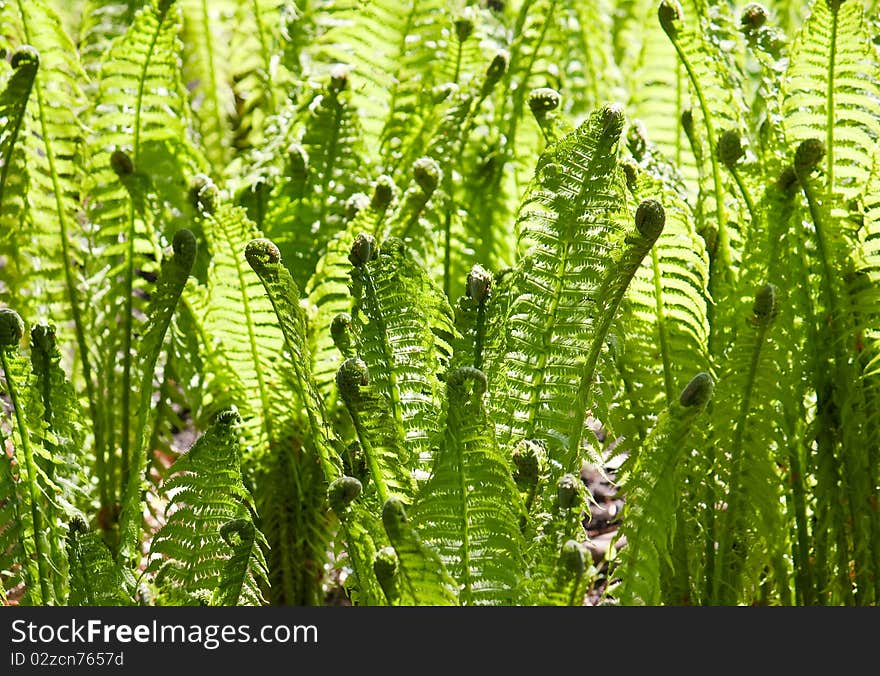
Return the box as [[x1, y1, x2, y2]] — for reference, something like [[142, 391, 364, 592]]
[[16, 0, 101, 499], [0, 348, 50, 605], [651, 247, 675, 403], [120, 3, 165, 491], [710, 296, 774, 604]]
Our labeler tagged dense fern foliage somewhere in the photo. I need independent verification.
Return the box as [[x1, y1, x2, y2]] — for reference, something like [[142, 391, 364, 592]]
[[1, 0, 878, 606]]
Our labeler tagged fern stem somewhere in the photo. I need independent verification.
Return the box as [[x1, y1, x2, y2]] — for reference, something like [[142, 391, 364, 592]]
[[567, 569, 583, 606], [250, 0, 276, 113], [16, 0, 101, 500], [825, 2, 838, 201], [360, 269, 406, 457], [651, 247, 675, 403], [0, 349, 50, 605], [667, 33, 731, 285], [454, 428, 473, 605], [785, 439, 815, 604], [710, 314, 773, 604], [473, 300, 487, 371], [729, 166, 758, 226], [121, 1, 167, 491]]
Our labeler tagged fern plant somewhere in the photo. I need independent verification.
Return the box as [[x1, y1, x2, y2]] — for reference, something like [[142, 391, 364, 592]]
[[1, 0, 878, 607]]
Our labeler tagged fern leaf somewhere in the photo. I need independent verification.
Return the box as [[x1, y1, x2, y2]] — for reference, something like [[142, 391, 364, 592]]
[[412, 368, 525, 605], [180, 0, 236, 172], [78, 0, 144, 80], [617, 147, 711, 442], [118, 230, 196, 565], [196, 199, 290, 468], [491, 104, 631, 468], [348, 236, 454, 475], [615, 372, 714, 606], [0, 310, 63, 604], [381, 496, 458, 605], [212, 518, 270, 606], [310, 0, 445, 141], [261, 75, 369, 290], [0, 47, 37, 311], [782, 0, 880, 202], [66, 518, 133, 606], [709, 284, 786, 605], [244, 236, 343, 482], [148, 409, 268, 605]]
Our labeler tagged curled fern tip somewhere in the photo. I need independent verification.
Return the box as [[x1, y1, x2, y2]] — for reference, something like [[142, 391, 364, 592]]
[[110, 150, 134, 177], [349, 233, 378, 267], [679, 372, 714, 408], [172, 229, 197, 269], [245, 238, 281, 270], [740, 3, 768, 31], [794, 139, 825, 176], [658, 0, 685, 38], [0, 309, 24, 347], [557, 474, 582, 510], [329, 476, 363, 514], [529, 88, 562, 116], [413, 157, 442, 195], [718, 130, 745, 168], [635, 199, 665, 240], [11, 45, 39, 69]]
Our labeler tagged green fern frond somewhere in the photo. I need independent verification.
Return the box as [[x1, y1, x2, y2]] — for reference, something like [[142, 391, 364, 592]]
[[66, 518, 133, 606], [491, 104, 633, 469], [380, 496, 458, 605], [0, 46, 38, 312], [195, 199, 291, 468], [348, 236, 454, 473], [782, 0, 880, 203], [212, 518, 270, 606], [0, 310, 65, 604], [615, 371, 714, 606], [305, 189, 395, 397], [709, 284, 786, 605], [118, 229, 196, 564], [310, 0, 445, 141], [78, 1, 144, 80], [412, 367, 525, 605], [617, 147, 711, 442], [180, 0, 236, 172], [229, 0, 294, 147], [148, 409, 268, 606], [261, 75, 369, 289]]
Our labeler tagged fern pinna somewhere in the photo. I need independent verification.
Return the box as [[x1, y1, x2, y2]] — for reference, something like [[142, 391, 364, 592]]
[[0, 0, 878, 607]]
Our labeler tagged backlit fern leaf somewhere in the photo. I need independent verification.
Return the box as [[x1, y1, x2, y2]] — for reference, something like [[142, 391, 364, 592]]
[[197, 200, 292, 468], [412, 368, 525, 605], [490, 105, 631, 467], [381, 496, 457, 605], [180, 0, 237, 173], [617, 146, 710, 442], [66, 518, 133, 606], [149, 409, 268, 606], [349, 237, 455, 474], [782, 0, 880, 202], [78, 0, 144, 81], [5, 0, 89, 344], [261, 76, 368, 289], [615, 372, 713, 606], [0, 46, 37, 312], [310, 0, 445, 142]]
